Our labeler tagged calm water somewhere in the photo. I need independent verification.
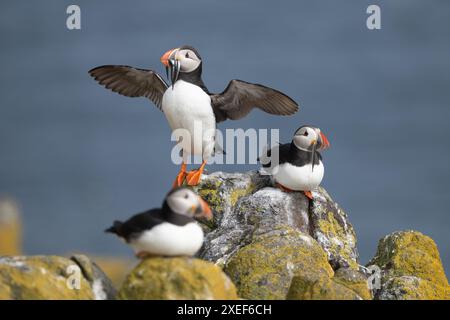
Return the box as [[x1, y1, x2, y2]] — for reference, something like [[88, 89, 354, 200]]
[[1, 0, 449, 273]]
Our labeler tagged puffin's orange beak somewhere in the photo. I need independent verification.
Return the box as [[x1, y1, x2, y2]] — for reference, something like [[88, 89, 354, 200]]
[[196, 196, 212, 220], [160, 48, 176, 67], [320, 132, 330, 149]]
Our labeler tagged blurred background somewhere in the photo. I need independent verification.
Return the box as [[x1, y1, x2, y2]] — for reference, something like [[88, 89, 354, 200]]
[[0, 0, 449, 274]]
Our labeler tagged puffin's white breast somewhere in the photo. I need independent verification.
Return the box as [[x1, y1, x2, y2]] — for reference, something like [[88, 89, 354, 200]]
[[162, 80, 216, 156], [130, 222, 204, 257], [272, 161, 324, 191]]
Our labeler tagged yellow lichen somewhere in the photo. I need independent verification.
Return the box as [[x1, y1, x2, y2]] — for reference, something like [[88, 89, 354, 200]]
[[229, 183, 255, 207], [332, 269, 372, 300], [224, 227, 334, 300], [287, 272, 362, 300], [370, 231, 449, 287], [0, 256, 95, 299], [382, 276, 450, 300], [118, 257, 238, 300], [316, 211, 358, 270]]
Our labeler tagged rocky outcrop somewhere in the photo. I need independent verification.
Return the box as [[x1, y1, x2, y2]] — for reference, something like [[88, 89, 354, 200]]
[[0, 255, 116, 299], [1, 171, 448, 300], [224, 227, 334, 299], [285, 266, 372, 300], [194, 171, 358, 270], [192, 171, 449, 300], [368, 231, 450, 300], [118, 257, 238, 300], [191, 171, 367, 299]]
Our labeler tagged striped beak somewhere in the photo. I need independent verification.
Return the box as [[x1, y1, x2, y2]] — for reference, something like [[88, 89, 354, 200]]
[[194, 196, 212, 220], [160, 48, 180, 88], [319, 131, 330, 150], [160, 48, 176, 66]]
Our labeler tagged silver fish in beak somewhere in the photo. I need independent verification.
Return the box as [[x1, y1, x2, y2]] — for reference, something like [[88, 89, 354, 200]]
[[160, 48, 180, 89], [169, 58, 180, 89]]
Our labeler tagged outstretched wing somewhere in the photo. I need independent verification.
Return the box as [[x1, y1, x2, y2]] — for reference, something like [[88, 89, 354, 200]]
[[89, 65, 168, 110], [210, 79, 299, 122]]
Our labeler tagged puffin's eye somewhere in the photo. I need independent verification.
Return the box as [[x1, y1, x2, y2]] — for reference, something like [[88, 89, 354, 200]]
[[303, 131, 309, 136], [185, 52, 190, 58], [184, 194, 189, 199]]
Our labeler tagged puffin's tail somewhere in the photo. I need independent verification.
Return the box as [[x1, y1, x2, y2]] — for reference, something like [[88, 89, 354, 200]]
[[105, 221, 123, 236]]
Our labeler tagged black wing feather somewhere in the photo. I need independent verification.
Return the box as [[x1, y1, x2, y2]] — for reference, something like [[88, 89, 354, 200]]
[[89, 65, 168, 109], [260, 143, 322, 168], [210, 79, 299, 123], [105, 209, 165, 241]]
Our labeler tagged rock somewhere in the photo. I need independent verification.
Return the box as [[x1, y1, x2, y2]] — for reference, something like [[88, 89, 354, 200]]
[[224, 227, 334, 299], [377, 276, 449, 300], [333, 267, 372, 300], [287, 272, 361, 300], [89, 256, 134, 289], [0, 255, 116, 299], [309, 189, 358, 270], [194, 171, 359, 270], [368, 231, 450, 300], [118, 257, 238, 300], [0, 197, 22, 255]]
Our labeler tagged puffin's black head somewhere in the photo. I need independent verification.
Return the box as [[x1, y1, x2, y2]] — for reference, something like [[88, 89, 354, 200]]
[[292, 125, 330, 152], [160, 46, 203, 87], [163, 187, 212, 220]]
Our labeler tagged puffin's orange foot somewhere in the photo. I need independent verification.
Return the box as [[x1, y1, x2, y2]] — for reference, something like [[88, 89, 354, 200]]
[[173, 171, 187, 188], [186, 169, 203, 186], [172, 162, 187, 188], [185, 161, 206, 186], [276, 183, 294, 193], [303, 191, 313, 200]]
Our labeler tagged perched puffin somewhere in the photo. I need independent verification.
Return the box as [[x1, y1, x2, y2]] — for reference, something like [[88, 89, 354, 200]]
[[89, 45, 299, 187], [260, 125, 330, 200], [105, 187, 212, 258]]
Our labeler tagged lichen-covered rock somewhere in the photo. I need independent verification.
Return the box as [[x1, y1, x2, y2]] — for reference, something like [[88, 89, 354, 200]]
[[90, 256, 134, 289], [333, 267, 372, 300], [194, 171, 359, 270], [377, 276, 449, 300], [224, 227, 334, 299], [286, 266, 371, 300], [0, 197, 21, 256], [287, 271, 361, 300], [368, 231, 450, 300], [0, 255, 116, 300], [309, 188, 358, 270], [118, 257, 238, 300]]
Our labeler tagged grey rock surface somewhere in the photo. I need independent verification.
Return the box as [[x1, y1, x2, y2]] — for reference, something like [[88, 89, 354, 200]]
[[194, 171, 359, 270]]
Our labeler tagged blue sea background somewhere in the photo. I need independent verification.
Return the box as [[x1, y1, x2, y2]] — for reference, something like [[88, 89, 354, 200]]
[[0, 0, 449, 273]]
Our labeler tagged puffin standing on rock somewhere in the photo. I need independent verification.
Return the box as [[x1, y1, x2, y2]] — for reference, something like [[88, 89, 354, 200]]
[[105, 188, 212, 258], [260, 125, 330, 200], [89, 45, 299, 187]]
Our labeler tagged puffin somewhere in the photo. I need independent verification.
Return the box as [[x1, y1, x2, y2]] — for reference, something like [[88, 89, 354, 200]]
[[259, 125, 330, 200], [105, 187, 212, 258], [89, 45, 299, 187]]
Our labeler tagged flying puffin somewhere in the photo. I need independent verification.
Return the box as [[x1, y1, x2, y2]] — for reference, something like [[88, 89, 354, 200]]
[[105, 187, 212, 258], [89, 45, 299, 187], [259, 125, 330, 200]]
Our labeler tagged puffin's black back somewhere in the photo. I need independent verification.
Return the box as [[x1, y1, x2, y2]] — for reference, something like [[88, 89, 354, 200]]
[[105, 201, 194, 241], [262, 142, 322, 168]]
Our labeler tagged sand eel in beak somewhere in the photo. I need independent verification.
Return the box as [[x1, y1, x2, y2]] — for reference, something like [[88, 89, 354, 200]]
[[89, 45, 299, 187], [259, 125, 330, 200], [105, 187, 212, 258]]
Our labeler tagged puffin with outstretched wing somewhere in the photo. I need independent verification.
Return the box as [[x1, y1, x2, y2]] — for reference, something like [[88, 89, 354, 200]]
[[89, 45, 299, 186]]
